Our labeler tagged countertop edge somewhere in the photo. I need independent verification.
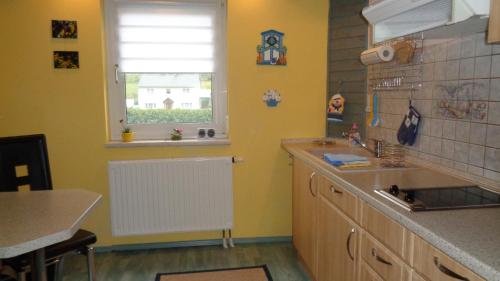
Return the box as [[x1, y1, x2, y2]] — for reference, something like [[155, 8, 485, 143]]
[[283, 143, 500, 281]]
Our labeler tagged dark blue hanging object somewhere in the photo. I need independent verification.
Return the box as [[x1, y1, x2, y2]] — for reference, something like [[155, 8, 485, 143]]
[[397, 102, 421, 146]]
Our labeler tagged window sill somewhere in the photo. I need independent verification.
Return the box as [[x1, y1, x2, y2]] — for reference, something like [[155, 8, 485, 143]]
[[105, 138, 231, 148]]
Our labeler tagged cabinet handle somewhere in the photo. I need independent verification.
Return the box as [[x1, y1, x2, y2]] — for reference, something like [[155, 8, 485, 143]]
[[346, 228, 355, 261], [371, 248, 392, 266], [114, 64, 119, 84], [308, 172, 317, 197], [433, 257, 470, 281], [330, 185, 343, 194]]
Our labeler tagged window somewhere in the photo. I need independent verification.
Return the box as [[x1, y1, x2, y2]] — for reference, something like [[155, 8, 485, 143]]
[[104, 0, 227, 141]]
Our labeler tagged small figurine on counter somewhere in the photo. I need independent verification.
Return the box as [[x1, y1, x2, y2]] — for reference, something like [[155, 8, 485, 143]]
[[348, 123, 361, 146]]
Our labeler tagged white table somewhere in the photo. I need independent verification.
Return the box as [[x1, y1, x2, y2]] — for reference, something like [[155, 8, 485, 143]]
[[0, 189, 102, 281]]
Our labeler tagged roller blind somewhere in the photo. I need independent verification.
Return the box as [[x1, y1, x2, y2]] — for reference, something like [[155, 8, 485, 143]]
[[112, 0, 220, 73]]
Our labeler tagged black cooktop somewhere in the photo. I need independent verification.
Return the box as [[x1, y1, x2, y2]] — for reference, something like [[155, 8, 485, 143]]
[[375, 185, 500, 211]]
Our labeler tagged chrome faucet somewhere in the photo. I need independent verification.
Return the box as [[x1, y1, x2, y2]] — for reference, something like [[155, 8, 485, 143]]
[[341, 132, 383, 158]]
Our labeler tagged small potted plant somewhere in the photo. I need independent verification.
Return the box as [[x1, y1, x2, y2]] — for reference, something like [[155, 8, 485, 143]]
[[120, 119, 133, 142], [171, 128, 183, 141]]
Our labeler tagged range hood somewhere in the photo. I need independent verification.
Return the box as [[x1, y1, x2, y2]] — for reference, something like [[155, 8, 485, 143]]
[[363, 0, 490, 43]]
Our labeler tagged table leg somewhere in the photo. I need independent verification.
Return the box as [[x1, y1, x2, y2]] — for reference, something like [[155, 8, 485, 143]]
[[33, 248, 48, 281]]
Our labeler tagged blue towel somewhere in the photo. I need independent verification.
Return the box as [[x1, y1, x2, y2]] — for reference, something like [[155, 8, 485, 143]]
[[323, 153, 369, 167]]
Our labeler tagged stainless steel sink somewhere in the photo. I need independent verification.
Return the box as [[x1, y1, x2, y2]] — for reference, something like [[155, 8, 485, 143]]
[[306, 147, 417, 173]]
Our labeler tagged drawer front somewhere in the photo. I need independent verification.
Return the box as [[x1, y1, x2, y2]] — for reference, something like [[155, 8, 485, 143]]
[[413, 236, 485, 281], [361, 202, 406, 258], [411, 270, 428, 281], [361, 233, 409, 281], [359, 261, 384, 281], [319, 175, 357, 220]]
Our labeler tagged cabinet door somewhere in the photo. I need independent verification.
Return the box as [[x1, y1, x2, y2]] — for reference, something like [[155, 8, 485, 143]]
[[317, 196, 357, 281], [359, 261, 384, 281], [292, 159, 318, 279], [488, 0, 500, 43]]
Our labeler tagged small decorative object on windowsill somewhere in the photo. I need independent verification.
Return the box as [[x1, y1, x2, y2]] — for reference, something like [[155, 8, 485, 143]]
[[257, 30, 287, 65], [207, 128, 215, 138], [171, 128, 183, 141], [120, 119, 133, 142], [262, 89, 281, 107]]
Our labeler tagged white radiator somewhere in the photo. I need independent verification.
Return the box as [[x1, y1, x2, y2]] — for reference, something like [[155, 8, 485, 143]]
[[108, 157, 233, 237]]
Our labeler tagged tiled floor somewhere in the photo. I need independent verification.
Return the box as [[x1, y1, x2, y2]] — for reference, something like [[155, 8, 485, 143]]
[[63, 242, 310, 281]]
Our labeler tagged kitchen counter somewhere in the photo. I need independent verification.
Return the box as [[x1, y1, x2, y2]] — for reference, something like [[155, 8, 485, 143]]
[[282, 140, 500, 281]]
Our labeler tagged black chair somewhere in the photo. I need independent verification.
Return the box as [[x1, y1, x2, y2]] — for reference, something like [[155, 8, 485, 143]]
[[0, 134, 97, 281]]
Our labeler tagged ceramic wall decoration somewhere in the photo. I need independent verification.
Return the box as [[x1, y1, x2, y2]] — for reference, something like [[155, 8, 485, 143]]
[[257, 30, 287, 65], [53, 51, 79, 69], [51, 20, 78, 39], [327, 93, 345, 121], [262, 89, 281, 107]]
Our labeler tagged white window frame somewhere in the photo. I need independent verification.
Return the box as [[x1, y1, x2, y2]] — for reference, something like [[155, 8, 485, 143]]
[[104, 0, 228, 141]]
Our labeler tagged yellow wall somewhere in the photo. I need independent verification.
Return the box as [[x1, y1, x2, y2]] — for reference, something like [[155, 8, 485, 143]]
[[0, 0, 329, 246]]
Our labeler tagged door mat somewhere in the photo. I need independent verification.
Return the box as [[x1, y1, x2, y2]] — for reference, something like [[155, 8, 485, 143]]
[[155, 265, 273, 281]]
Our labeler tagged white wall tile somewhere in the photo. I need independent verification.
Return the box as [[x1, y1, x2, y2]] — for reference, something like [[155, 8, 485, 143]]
[[460, 58, 475, 79], [484, 169, 500, 181], [486, 125, 500, 148], [492, 55, 500, 78], [447, 39, 461, 60], [446, 60, 460, 80], [461, 35, 476, 58], [468, 165, 484, 176], [474, 56, 492, 79], [434, 61, 446, 81], [430, 137, 443, 155], [443, 120, 456, 140], [492, 44, 500, 55], [442, 139, 455, 159], [454, 141, 469, 162], [488, 102, 500, 125], [454, 161, 468, 171], [430, 119, 444, 137], [469, 123, 487, 145], [490, 78, 500, 101], [473, 79, 490, 101], [468, 144, 485, 167], [485, 147, 500, 172], [475, 33, 492, 56], [423, 63, 434, 81], [455, 121, 470, 142]]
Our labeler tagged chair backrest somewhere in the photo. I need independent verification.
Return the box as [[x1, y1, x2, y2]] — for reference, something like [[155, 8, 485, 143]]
[[0, 134, 52, 192]]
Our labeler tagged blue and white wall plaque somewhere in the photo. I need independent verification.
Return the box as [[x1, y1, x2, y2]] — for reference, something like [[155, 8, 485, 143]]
[[256, 30, 287, 65]]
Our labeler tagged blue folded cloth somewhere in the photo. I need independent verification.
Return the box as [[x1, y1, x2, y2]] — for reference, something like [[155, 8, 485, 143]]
[[323, 153, 369, 167]]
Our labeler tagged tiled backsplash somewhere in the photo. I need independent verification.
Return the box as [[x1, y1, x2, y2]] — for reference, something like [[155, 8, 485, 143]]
[[367, 31, 500, 182]]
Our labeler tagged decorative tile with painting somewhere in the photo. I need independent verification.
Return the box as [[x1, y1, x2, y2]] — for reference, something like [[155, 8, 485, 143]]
[[256, 30, 287, 65], [51, 20, 78, 39], [53, 51, 79, 69]]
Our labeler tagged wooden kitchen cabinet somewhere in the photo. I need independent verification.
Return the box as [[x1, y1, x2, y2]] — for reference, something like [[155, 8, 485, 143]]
[[488, 0, 500, 43], [360, 261, 384, 281], [413, 236, 486, 281], [292, 158, 318, 279], [317, 196, 358, 281]]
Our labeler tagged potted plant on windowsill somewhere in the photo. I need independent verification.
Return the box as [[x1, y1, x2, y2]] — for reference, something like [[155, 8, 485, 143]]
[[171, 128, 183, 141], [120, 119, 134, 142]]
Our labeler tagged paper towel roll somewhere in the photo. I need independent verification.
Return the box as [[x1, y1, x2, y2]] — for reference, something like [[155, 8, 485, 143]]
[[360, 45, 394, 65]]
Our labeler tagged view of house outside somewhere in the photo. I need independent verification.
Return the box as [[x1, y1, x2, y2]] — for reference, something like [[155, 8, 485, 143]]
[[125, 73, 213, 124]]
